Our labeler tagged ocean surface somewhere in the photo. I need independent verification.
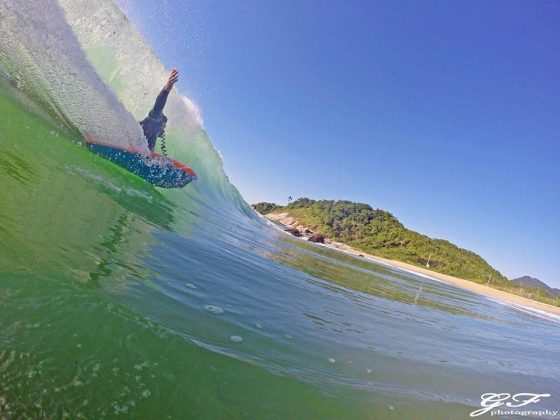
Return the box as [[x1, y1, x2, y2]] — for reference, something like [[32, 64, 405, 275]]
[[1, 1, 559, 418]]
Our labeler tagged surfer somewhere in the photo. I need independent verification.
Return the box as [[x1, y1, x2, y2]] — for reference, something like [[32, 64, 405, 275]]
[[140, 68, 179, 151]]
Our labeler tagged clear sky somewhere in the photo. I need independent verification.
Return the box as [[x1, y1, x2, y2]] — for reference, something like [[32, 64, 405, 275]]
[[115, 0, 559, 287]]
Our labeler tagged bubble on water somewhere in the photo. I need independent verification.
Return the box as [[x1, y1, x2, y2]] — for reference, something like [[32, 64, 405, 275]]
[[366, 368, 372, 374], [387, 404, 394, 411], [230, 335, 243, 343], [112, 367, 119, 376], [76, 343, 82, 348], [348, 360, 352, 364], [186, 283, 196, 289], [285, 334, 293, 340], [256, 323, 263, 329], [204, 305, 224, 315], [93, 363, 101, 372], [134, 361, 148, 371], [114, 404, 129, 414], [141, 389, 151, 398], [328, 358, 336, 364]]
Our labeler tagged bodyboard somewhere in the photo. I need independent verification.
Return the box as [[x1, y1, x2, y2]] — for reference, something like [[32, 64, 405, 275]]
[[87, 143, 197, 188]]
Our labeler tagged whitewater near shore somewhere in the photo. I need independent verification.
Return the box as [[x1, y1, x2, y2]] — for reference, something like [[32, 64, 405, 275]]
[[265, 212, 560, 318]]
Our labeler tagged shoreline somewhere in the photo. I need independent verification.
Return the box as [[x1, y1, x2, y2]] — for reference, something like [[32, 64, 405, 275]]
[[265, 212, 560, 318]]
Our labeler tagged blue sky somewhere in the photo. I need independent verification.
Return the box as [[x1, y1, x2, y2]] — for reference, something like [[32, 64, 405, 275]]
[[115, 0, 560, 287]]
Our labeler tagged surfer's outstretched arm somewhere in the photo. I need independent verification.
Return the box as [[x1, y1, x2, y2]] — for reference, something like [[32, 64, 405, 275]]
[[164, 68, 179, 92], [150, 68, 179, 117]]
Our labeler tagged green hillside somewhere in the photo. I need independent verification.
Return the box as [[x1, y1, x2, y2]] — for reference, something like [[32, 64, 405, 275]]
[[255, 198, 508, 284], [254, 198, 560, 307]]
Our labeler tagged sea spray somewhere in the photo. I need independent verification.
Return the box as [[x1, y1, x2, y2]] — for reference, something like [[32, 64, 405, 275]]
[[57, 0, 250, 210], [0, 0, 147, 151]]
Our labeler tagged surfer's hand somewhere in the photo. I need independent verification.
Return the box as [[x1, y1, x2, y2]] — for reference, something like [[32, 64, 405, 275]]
[[164, 68, 179, 91]]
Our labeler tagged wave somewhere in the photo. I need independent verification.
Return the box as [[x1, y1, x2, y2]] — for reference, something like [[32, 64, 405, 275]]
[[0, 0, 148, 151], [0, 0, 249, 212]]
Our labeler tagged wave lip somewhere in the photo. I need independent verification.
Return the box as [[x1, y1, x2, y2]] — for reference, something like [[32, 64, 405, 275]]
[[0, 0, 148, 152]]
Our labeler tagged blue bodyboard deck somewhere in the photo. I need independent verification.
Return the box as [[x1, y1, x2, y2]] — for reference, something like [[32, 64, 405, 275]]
[[87, 143, 197, 188]]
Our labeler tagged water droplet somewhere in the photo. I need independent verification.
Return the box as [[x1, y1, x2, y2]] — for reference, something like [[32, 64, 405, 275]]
[[230, 336, 243, 343], [328, 358, 336, 364]]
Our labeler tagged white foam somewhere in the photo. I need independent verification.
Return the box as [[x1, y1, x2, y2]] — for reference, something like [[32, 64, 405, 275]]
[[203, 305, 224, 315], [486, 298, 560, 324]]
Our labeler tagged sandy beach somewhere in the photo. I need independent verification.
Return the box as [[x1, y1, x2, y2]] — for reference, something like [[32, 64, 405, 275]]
[[265, 212, 560, 317]]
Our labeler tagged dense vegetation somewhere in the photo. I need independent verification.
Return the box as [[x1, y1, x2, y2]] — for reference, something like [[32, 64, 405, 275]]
[[253, 198, 560, 307], [252, 202, 281, 214]]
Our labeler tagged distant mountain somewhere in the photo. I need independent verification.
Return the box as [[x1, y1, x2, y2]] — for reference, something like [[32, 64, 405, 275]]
[[511, 276, 560, 298], [511, 276, 550, 289]]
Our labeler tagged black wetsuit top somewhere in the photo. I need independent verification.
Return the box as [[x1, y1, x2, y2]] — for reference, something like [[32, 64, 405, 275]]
[[140, 88, 169, 151]]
